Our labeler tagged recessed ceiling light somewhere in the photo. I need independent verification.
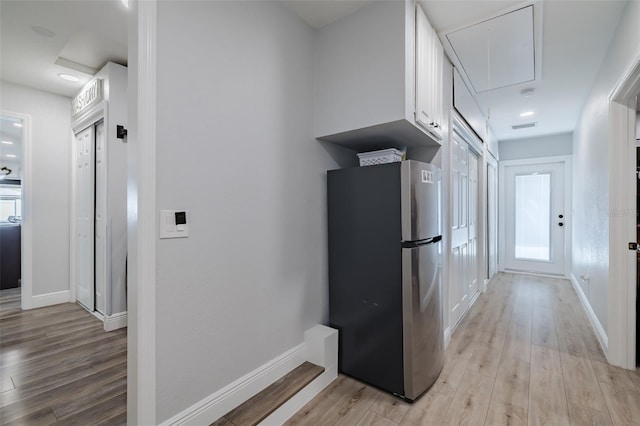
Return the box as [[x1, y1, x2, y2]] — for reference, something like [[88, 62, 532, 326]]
[[6, 154, 17, 158], [121, 0, 129, 8], [31, 26, 56, 38], [1, 141, 13, 145], [58, 73, 80, 82], [520, 111, 535, 117], [13, 122, 22, 128]]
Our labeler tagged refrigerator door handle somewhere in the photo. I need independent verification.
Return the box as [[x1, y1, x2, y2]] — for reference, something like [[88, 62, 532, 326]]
[[401, 235, 442, 248]]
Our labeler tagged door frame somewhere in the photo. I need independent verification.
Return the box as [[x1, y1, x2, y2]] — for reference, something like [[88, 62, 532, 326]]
[[608, 51, 640, 369], [498, 155, 572, 278], [70, 103, 106, 311], [486, 152, 498, 281], [1, 110, 33, 309], [128, 0, 157, 424]]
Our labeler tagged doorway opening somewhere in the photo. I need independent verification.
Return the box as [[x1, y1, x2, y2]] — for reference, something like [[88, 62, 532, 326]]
[[0, 113, 25, 299]]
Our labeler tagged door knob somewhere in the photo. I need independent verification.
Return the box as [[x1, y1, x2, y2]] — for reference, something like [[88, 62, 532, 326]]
[[559, 222, 564, 227], [558, 214, 564, 219]]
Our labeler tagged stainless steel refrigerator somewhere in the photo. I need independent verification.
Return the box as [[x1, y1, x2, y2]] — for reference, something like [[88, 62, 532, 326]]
[[327, 160, 443, 401]]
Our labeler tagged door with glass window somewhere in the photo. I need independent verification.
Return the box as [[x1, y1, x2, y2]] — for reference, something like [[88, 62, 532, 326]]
[[502, 161, 566, 275]]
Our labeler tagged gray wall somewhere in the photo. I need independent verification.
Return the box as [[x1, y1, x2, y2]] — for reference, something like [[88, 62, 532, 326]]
[[0, 81, 71, 298], [572, 0, 640, 334], [154, 1, 341, 421], [498, 132, 573, 161]]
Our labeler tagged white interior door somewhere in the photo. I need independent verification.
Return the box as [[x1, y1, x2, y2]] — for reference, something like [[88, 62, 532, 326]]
[[467, 150, 479, 298], [95, 121, 106, 315], [75, 126, 95, 311], [450, 130, 481, 329], [487, 159, 498, 279], [502, 161, 566, 275]]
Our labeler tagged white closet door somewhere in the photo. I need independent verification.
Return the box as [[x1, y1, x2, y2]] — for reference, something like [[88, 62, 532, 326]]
[[75, 126, 95, 311], [450, 132, 469, 328], [449, 130, 481, 329], [467, 151, 479, 298], [487, 160, 498, 279], [94, 121, 107, 315]]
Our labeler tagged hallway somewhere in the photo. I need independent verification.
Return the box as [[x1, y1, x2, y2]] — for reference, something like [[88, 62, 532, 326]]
[[287, 273, 640, 425]]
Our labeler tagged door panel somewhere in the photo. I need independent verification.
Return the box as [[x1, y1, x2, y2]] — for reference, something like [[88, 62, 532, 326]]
[[449, 129, 480, 329], [402, 242, 443, 400], [487, 161, 498, 279], [503, 161, 566, 275], [75, 126, 95, 311], [468, 152, 479, 297], [95, 121, 106, 315], [401, 161, 440, 241]]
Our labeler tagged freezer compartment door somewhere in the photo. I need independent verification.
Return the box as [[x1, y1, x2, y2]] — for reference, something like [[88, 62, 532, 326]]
[[401, 161, 441, 242], [401, 241, 444, 400]]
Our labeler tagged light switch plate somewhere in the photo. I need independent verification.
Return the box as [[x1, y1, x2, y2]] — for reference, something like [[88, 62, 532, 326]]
[[160, 210, 189, 239]]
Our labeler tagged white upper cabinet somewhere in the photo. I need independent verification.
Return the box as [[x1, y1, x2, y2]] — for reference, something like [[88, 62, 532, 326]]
[[314, 0, 444, 151], [415, 3, 443, 141]]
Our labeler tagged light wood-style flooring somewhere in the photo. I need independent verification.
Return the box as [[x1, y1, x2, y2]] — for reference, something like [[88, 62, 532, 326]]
[[287, 273, 640, 426], [0, 288, 127, 425]]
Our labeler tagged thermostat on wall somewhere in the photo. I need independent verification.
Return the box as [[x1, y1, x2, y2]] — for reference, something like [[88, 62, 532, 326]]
[[160, 210, 189, 239]]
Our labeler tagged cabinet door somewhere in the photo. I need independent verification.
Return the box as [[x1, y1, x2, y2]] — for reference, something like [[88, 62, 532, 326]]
[[415, 4, 443, 141]]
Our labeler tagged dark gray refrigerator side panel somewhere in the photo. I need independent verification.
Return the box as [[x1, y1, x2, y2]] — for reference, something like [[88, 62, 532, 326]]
[[328, 163, 404, 396], [402, 242, 444, 400]]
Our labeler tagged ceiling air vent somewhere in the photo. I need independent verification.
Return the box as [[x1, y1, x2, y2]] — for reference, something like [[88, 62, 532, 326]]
[[512, 122, 536, 130]]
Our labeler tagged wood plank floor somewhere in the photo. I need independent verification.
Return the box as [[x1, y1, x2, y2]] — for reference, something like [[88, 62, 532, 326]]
[[0, 288, 127, 425], [287, 273, 640, 426]]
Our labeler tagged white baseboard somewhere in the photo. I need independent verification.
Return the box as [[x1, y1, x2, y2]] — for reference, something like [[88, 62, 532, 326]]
[[483, 278, 490, 292], [30, 290, 71, 309], [570, 273, 609, 354], [160, 325, 338, 426], [104, 312, 127, 331], [444, 327, 451, 350]]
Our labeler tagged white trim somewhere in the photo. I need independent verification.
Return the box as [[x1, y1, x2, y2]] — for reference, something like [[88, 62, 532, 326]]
[[498, 155, 572, 277], [104, 312, 128, 331], [571, 273, 608, 355], [444, 327, 451, 349], [132, 1, 158, 424], [1, 111, 33, 310], [607, 49, 640, 369], [161, 325, 339, 426], [162, 344, 307, 426], [31, 290, 72, 309]]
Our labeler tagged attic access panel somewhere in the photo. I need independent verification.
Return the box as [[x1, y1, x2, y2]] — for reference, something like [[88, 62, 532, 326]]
[[446, 6, 534, 93]]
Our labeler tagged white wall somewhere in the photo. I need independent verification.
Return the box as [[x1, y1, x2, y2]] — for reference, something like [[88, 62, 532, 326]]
[[572, 0, 640, 336], [499, 132, 573, 161], [154, 1, 340, 421], [0, 81, 71, 297]]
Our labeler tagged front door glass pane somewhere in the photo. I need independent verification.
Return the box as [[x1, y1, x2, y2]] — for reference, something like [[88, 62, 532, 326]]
[[515, 173, 550, 261]]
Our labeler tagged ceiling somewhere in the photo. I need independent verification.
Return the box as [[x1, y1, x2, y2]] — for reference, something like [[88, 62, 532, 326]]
[[290, 0, 629, 141], [0, 0, 631, 148], [0, 0, 128, 99]]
